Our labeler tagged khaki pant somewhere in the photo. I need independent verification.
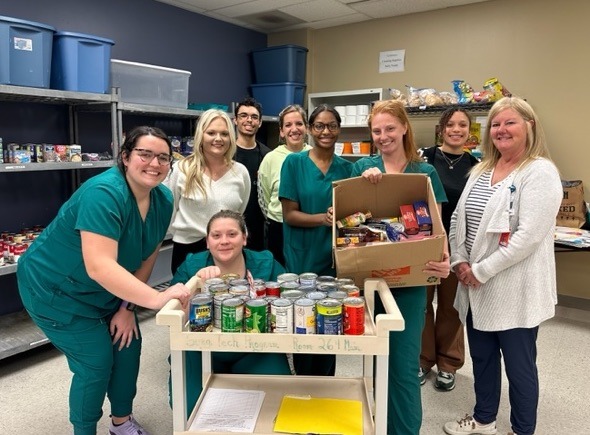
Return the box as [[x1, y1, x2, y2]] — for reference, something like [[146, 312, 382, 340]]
[[420, 272, 465, 373]]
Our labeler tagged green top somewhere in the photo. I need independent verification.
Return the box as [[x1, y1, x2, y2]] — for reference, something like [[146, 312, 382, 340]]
[[17, 167, 173, 321], [171, 248, 286, 285], [279, 150, 353, 276], [351, 156, 448, 203]]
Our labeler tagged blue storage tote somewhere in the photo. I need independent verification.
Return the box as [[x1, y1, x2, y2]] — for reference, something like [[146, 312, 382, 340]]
[[0, 15, 55, 88], [250, 82, 306, 117], [251, 44, 308, 84], [51, 31, 115, 93]]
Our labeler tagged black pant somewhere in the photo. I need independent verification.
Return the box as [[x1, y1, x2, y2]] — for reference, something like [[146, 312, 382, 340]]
[[171, 239, 208, 275], [266, 219, 285, 267]]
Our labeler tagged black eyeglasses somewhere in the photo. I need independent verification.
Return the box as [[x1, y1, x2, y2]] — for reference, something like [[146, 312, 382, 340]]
[[312, 122, 339, 132], [133, 148, 172, 165], [237, 113, 260, 121]]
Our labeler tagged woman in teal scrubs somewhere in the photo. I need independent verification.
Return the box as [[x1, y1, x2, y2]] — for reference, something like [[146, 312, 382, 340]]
[[352, 100, 451, 435], [17, 126, 191, 435], [169, 210, 292, 416], [279, 104, 353, 376]]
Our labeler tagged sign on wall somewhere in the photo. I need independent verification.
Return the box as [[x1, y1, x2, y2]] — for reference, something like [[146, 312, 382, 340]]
[[379, 49, 405, 73]]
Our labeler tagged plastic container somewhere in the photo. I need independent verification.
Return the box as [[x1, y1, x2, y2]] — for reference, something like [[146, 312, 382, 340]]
[[250, 44, 308, 84], [250, 82, 306, 116], [51, 31, 114, 93], [110, 59, 191, 108], [0, 15, 56, 88]]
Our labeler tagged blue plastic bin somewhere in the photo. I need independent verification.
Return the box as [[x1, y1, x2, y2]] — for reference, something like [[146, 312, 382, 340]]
[[0, 15, 55, 88], [250, 44, 308, 84], [250, 82, 306, 117], [51, 31, 114, 93]]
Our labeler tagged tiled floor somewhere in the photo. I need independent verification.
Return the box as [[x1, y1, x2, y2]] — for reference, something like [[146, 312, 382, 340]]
[[1, 305, 589, 434]]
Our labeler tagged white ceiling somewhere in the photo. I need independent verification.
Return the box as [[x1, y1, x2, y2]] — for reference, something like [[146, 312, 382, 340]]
[[155, 0, 492, 33]]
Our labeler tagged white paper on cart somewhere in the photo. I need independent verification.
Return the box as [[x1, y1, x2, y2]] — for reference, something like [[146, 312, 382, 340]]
[[189, 388, 265, 432]]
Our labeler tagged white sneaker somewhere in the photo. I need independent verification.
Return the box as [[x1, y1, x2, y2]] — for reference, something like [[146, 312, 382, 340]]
[[109, 415, 151, 435], [444, 414, 497, 435]]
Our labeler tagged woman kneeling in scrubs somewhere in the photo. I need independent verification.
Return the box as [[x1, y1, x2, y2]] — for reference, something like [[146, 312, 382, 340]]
[[169, 209, 291, 417], [17, 126, 191, 435]]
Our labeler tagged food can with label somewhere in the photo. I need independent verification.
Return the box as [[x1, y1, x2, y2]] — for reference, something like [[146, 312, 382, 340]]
[[306, 291, 327, 303], [265, 281, 281, 297], [327, 290, 348, 301], [316, 298, 343, 335], [277, 272, 299, 283], [213, 293, 233, 329], [316, 282, 338, 294], [341, 284, 361, 297], [343, 296, 365, 335], [281, 289, 305, 302], [335, 277, 355, 287], [230, 284, 250, 297], [271, 297, 293, 333], [298, 272, 318, 287], [229, 278, 249, 287], [280, 280, 300, 294], [189, 293, 213, 332], [316, 275, 336, 285], [203, 277, 225, 294], [294, 297, 316, 334], [208, 282, 230, 296], [244, 298, 268, 333], [221, 297, 244, 332]]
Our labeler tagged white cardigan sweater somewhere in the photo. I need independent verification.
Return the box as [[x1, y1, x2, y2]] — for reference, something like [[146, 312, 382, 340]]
[[449, 158, 562, 331]]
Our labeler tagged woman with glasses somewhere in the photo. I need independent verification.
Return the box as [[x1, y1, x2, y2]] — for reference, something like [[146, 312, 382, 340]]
[[352, 100, 451, 435], [258, 104, 311, 265], [279, 104, 353, 376], [166, 109, 251, 273], [17, 126, 192, 435]]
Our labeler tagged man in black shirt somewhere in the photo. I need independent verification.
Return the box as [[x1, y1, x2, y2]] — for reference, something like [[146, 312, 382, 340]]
[[233, 97, 271, 251]]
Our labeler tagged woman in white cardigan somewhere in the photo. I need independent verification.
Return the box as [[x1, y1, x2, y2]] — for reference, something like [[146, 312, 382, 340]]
[[444, 97, 562, 435]]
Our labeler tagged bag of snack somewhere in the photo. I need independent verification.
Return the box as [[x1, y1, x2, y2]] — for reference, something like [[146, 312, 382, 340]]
[[557, 180, 588, 228]]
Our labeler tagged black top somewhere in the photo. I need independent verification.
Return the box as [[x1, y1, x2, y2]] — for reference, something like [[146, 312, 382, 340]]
[[234, 141, 272, 251], [420, 146, 480, 234]]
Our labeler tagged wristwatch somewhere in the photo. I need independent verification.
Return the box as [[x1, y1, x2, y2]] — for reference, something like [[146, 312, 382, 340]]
[[120, 301, 137, 311]]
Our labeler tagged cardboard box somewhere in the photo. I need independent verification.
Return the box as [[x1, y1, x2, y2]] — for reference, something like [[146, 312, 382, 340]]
[[332, 174, 446, 288]]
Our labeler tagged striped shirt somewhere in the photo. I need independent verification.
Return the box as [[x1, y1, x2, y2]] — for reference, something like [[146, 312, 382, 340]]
[[464, 171, 503, 254]]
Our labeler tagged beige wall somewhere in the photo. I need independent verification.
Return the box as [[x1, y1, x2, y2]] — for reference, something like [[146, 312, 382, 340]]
[[269, 0, 590, 299]]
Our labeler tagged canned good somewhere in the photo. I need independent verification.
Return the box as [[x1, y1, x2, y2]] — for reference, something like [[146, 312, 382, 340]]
[[306, 291, 327, 302], [13, 243, 26, 262], [327, 290, 348, 301], [265, 281, 281, 297], [316, 282, 338, 294], [244, 299, 268, 333], [203, 277, 225, 294], [280, 281, 300, 293], [229, 284, 250, 297], [208, 283, 230, 296], [213, 293, 233, 329], [316, 275, 336, 285], [229, 278, 249, 287], [189, 293, 213, 332], [298, 272, 318, 287], [281, 289, 305, 302], [265, 295, 278, 331], [316, 298, 343, 335], [221, 297, 244, 332], [341, 284, 361, 297], [271, 298, 293, 333], [277, 272, 299, 283], [294, 298, 316, 334], [220, 273, 240, 283], [343, 297, 365, 335], [335, 277, 355, 287], [252, 283, 266, 297]]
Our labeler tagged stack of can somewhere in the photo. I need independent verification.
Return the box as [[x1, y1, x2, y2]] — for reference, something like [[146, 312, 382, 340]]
[[188, 272, 365, 335], [0, 227, 43, 266]]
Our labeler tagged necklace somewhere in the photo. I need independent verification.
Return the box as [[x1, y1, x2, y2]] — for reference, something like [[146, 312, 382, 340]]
[[438, 148, 465, 169]]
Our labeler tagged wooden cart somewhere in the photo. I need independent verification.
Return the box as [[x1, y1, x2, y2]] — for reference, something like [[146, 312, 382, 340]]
[[156, 277, 404, 434]]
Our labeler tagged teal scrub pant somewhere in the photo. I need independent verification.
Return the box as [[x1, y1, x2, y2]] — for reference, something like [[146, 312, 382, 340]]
[[172, 351, 292, 418], [25, 308, 141, 435], [375, 286, 427, 435]]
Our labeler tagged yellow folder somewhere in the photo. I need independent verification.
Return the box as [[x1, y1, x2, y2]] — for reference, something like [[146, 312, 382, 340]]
[[274, 395, 363, 435]]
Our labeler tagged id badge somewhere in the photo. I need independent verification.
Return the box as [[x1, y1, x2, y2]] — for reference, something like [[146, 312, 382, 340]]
[[499, 232, 510, 247]]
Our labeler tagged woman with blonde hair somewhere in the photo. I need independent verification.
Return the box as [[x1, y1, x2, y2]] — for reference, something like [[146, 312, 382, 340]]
[[166, 109, 250, 273]]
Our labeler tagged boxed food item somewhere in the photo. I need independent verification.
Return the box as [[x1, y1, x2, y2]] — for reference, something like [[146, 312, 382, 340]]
[[54, 145, 69, 162], [332, 174, 446, 288]]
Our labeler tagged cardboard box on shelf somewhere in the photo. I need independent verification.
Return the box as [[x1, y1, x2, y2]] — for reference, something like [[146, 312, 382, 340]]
[[332, 174, 446, 288]]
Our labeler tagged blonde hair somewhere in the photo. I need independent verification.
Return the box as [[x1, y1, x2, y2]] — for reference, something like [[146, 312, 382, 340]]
[[368, 99, 421, 163], [474, 96, 552, 176], [178, 109, 237, 199]]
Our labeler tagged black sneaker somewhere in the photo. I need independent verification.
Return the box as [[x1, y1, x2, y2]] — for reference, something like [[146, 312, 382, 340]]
[[419, 367, 430, 386], [435, 370, 456, 391]]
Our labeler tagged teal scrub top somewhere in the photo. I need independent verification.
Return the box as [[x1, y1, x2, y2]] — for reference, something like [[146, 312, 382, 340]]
[[351, 156, 448, 203], [17, 167, 173, 321], [279, 151, 353, 276], [171, 248, 286, 285]]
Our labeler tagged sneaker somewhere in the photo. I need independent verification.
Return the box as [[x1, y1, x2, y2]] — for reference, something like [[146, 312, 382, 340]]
[[419, 367, 431, 385], [444, 414, 497, 435], [109, 415, 151, 435], [435, 370, 456, 391]]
